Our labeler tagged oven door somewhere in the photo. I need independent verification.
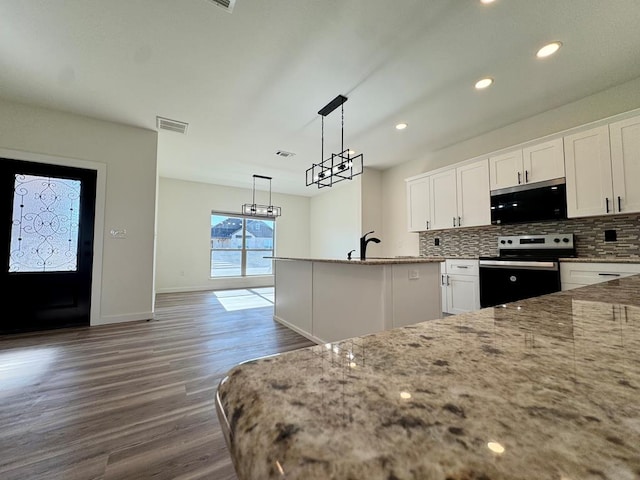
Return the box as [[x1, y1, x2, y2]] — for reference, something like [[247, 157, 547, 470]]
[[479, 260, 560, 308]]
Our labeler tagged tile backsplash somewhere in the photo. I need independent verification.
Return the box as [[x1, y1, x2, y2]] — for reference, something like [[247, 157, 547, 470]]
[[419, 214, 640, 258]]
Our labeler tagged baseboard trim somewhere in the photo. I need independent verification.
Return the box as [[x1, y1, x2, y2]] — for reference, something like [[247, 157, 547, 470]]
[[94, 311, 154, 326], [273, 315, 324, 345]]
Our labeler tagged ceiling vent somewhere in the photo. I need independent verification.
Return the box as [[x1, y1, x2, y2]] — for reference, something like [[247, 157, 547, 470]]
[[156, 116, 189, 134], [275, 150, 295, 158], [206, 0, 236, 13]]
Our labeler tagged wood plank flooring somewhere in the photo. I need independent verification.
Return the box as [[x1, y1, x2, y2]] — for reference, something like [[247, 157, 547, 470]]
[[0, 288, 314, 479]]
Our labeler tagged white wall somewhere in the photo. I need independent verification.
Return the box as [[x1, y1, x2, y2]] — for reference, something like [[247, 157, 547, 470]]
[[381, 76, 640, 257], [155, 177, 310, 293], [309, 178, 361, 259], [0, 98, 158, 325], [361, 168, 383, 258]]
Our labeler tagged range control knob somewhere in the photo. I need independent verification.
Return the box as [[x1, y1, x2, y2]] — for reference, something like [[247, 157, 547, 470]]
[[507, 239, 513, 244], [500, 240, 506, 244], [562, 237, 570, 243], [553, 238, 561, 243]]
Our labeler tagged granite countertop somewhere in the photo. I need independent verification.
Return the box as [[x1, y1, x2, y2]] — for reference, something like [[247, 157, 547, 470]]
[[560, 257, 640, 263], [270, 256, 445, 265], [216, 276, 640, 480]]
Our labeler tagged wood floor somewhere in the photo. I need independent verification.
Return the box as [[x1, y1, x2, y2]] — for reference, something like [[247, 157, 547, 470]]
[[0, 288, 314, 479]]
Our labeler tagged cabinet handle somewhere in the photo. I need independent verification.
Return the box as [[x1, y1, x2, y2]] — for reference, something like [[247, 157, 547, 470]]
[[618, 196, 622, 212], [525, 170, 529, 183], [453, 217, 456, 227], [605, 197, 610, 213], [517, 172, 521, 184], [446, 275, 450, 286], [426, 220, 430, 230], [456, 265, 469, 269], [458, 216, 461, 227], [598, 273, 620, 277], [441, 274, 446, 285]]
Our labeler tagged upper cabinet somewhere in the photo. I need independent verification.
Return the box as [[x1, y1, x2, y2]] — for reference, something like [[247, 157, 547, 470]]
[[406, 175, 430, 232], [430, 159, 491, 230], [565, 116, 640, 218], [456, 159, 491, 228], [406, 158, 490, 232], [489, 138, 564, 190], [610, 115, 640, 214]]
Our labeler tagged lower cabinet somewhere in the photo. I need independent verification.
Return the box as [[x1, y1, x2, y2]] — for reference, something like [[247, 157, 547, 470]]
[[560, 262, 640, 290], [440, 259, 480, 314]]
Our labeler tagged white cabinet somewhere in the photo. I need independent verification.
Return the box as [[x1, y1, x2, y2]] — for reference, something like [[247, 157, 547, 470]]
[[441, 259, 480, 314], [564, 125, 614, 218], [560, 262, 640, 291], [489, 138, 564, 190], [566, 117, 640, 218], [430, 159, 490, 230], [456, 159, 491, 228], [610, 115, 640, 214], [406, 175, 430, 232], [429, 169, 457, 230]]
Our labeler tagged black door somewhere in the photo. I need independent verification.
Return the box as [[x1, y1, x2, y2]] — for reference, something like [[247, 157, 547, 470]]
[[0, 158, 97, 333], [479, 266, 561, 308]]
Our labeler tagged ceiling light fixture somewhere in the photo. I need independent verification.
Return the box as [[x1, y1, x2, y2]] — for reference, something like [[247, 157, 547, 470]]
[[306, 94, 364, 189], [242, 174, 281, 217], [475, 77, 494, 89], [536, 41, 562, 58], [480, 0, 496, 4], [395, 123, 408, 130]]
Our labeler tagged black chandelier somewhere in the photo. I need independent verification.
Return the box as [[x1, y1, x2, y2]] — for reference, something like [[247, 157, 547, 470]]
[[242, 174, 281, 217], [306, 94, 364, 188]]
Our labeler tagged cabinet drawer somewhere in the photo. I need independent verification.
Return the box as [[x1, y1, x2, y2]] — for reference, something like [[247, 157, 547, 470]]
[[560, 262, 640, 287], [445, 259, 479, 276]]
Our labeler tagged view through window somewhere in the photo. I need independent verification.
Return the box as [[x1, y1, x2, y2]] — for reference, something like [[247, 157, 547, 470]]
[[210, 214, 275, 277]]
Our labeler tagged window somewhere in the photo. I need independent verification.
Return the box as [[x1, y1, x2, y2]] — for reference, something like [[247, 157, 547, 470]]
[[210, 213, 275, 277]]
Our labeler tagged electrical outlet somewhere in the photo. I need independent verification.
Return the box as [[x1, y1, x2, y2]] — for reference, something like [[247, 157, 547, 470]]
[[409, 269, 419, 280], [604, 229, 617, 242], [109, 228, 127, 239], [434, 238, 440, 246]]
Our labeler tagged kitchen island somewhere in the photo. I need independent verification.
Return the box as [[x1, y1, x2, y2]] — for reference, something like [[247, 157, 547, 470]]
[[216, 275, 640, 480], [271, 257, 444, 343]]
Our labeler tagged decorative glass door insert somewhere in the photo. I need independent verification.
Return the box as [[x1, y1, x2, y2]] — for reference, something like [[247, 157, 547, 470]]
[[9, 173, 81, 272]]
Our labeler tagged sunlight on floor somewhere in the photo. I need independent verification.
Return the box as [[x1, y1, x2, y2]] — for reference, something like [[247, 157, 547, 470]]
[[213, 287, 274, 312], [0, 347, 58, 397]]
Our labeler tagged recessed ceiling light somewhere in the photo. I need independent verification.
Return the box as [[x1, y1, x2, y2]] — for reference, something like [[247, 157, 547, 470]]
[[536, 41, 562, 58], [395, 123, 408, 130], [480, 0, 496, 4], [475, 77, 494, 90]]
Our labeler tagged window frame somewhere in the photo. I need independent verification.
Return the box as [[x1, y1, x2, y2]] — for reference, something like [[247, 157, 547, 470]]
[[210, 211, 276, 278]]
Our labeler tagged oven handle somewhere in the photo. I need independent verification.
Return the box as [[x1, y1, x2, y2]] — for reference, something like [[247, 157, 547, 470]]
[[479, 260, 558, 271]]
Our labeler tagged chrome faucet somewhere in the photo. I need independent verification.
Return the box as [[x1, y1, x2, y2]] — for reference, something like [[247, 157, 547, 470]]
[[360, 231, 381, 261]]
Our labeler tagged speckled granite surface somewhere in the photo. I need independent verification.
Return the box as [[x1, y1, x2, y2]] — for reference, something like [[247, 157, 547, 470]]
[[270, 256, 445, 265], [216, 276, 640, 480]]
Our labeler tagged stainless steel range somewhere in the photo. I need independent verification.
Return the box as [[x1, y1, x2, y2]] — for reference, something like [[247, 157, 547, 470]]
[[479, 234, 576, 308]]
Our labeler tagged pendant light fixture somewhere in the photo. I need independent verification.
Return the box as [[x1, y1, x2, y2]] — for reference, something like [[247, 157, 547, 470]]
[[306, 94, 364, 188], [242, 174, 281, 217]]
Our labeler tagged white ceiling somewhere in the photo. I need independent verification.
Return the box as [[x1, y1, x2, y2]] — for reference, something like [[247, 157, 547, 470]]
[[2, 0, 640, 196]]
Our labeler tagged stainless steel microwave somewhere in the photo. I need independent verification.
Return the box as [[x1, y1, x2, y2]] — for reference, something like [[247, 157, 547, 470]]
[[490, 178, 567, 225]]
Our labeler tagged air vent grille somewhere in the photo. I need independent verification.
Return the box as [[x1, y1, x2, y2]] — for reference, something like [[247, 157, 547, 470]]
[[156, 116, 189, 134], [206, 0, 236, 13], [276, 150, 295, 158]]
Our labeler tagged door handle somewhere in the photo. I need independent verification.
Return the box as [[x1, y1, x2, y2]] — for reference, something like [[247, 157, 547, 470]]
[[517, 171, 521, 184], [605, 197, 610, 213], [525, 170, 529, 183], [618, 196, 622, 212]]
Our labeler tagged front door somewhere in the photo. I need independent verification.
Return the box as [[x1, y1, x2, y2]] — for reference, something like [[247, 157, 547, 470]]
[[0, 158, 97, 333]]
